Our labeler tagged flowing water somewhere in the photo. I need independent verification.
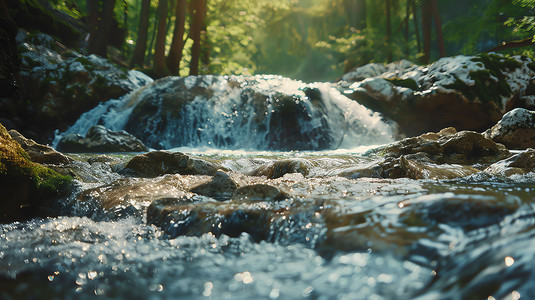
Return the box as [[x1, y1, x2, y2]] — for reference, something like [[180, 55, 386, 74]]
[[4, 76, 535, 299]]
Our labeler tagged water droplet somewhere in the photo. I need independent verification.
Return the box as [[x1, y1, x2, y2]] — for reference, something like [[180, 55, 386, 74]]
[[88, 271, 97, 280], [48, 275, 54, 282], [505, 256, 514, 267]]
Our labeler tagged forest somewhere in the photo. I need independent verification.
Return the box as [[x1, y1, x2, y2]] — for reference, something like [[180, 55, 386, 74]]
[[7, 0, 535, 82]]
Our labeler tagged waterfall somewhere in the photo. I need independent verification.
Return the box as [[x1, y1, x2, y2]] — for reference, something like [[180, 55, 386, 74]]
[[54, 75, 394, 151]]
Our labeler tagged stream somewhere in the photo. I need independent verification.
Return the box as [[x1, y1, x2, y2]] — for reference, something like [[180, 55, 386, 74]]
[[2, 75, 535, 299]]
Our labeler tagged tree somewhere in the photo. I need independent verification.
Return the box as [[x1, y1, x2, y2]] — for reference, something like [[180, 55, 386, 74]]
[[88, 0, 116, 57], [131, 0, 150, 68], [420, 0, 445, 63], [166, 0, 186, 75], [189, 0, 207, 75], [153, 0, 168, 78]]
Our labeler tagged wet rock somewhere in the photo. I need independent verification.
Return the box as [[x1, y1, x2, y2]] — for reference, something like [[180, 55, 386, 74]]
[[0, 123, 72, 223], [77, 174, 196, 215], [342, 154, 479, 180], [483, 108, 535, 149], [123, 151, 223, 177], [399, 156, 480, 179], [340, 54, 535, 135], [378, 130, 511, 166], [485, 149, 535, 176], [232, 184, 289, 202], [14, 31, 152, 142], [57, 125, 148, 153], [190, 171, 237, 200], [146, 198, 277, 241], [123, 75, 392, 150], [8, 129, 72, 164], [250, 158, 312, 178]]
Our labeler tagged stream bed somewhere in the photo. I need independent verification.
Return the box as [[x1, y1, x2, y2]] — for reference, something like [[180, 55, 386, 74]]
[[2, 150, 535, 300]]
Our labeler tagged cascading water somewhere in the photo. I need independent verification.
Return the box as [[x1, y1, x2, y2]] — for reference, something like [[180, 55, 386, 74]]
[[54, 75, 395, 151]]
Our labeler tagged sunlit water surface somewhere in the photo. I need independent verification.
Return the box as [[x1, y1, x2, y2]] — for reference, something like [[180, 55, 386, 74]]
[[2, 150, 535, 300]]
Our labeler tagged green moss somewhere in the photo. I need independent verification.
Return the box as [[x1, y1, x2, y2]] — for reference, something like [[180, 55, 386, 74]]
[[74, 57, 94, 71], [33, 165, 73, 197], [0, 123, 73, 221], [444, 53, 521, 105], [445, 75, 476, 101], [385, 77, 420, 91], [528, 62, 535, 72]]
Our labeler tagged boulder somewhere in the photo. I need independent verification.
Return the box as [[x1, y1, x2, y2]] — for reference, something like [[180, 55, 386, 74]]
[[485, 149, 535, 176], [14, 31, 152, 142], [122, 75, 392, 150], [0, 122, 72, 223], [483, 108, 535, 149], [57, 125, 148, 153], [123, 151, 223, 177], [8, 129, 71, 164], [340, 54, 535, 135], [190, 171, 237, 200]]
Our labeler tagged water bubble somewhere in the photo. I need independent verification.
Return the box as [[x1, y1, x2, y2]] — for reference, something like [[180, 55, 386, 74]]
[[301, 286, 314, 297], [202, 282, 213, 297], [47, 275, 54, 282], [269, 288, 280, 299]]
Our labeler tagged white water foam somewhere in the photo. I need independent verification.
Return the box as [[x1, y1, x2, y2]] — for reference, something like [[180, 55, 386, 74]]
[[54, 75, 394, 151]]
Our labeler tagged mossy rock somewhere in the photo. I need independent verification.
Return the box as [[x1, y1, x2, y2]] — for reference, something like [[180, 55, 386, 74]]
[[385, 77, 420, 91], [0, 123, 73, 223], [446, 53, 520, 106]]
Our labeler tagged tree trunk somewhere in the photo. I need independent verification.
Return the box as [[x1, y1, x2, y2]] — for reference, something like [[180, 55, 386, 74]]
[[201, 21, 210, 71], [404, 0, 409, 55], [386, 0, 392, 62], [421, 0, 432, 64], [430, 0, 445, 57], [344, 0, 366, 30], [411, 0, 421, 53], [89, 0, 115, 57], [189, 0, 207, 76], [130, 0, 150, 68], [153, 0, 168, 78], [86, 0, 99, 48], [166, 0, 186, 75]]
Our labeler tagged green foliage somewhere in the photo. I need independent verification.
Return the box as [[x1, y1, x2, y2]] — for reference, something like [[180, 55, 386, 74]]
[[47, 0, 535, 81]]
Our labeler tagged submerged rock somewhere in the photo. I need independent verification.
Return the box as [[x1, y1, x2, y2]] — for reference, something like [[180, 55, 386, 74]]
[[484, 108, 535, 149], [0, 123, 72, 223], [340, 54, 535, 135], [231, 184, 289, 202], [485, 149, 535, 176], [190, 171, 237, 200], [8, 129, 71, 164], [57, 125, 148, 153], [250, 158, 312, 178], [146, 198, 277, 242], [378, 130, 511, 166], [123, 151, 223, 177], [77, 175, 195, 214]]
